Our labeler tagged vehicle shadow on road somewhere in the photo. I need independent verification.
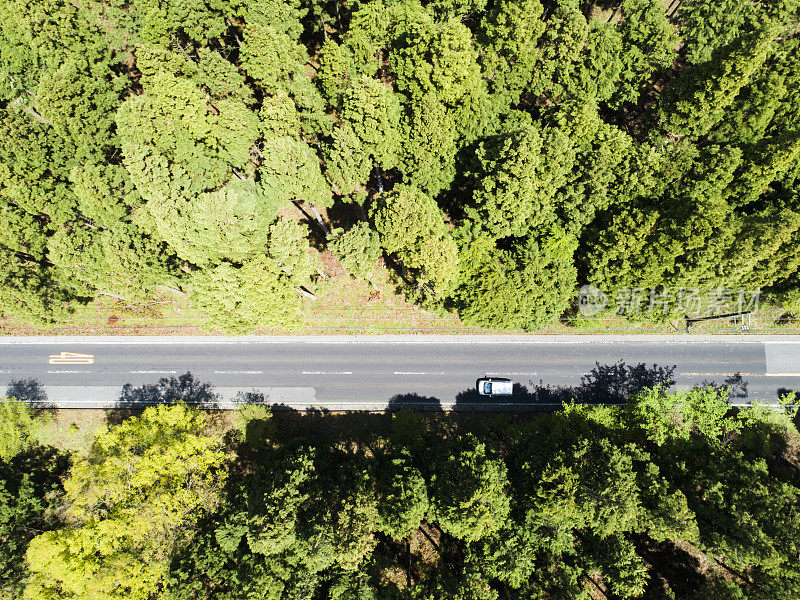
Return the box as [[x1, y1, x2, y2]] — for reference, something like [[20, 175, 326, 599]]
[[454, 361, 678, 410]]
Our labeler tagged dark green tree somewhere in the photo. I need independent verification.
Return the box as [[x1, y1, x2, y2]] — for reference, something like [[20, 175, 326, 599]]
[[428, 435, 510, 542], [660, 24, 778, 138]]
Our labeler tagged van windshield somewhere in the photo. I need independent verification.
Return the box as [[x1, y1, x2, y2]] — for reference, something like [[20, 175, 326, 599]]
[[484, 382, 492, 394]]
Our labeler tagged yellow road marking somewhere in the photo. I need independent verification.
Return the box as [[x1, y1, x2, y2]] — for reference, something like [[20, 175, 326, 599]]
[[48, 352, 94, 365]]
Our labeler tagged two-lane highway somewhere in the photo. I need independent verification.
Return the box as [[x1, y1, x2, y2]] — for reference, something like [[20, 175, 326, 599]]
[[0, 335, 798, 409]]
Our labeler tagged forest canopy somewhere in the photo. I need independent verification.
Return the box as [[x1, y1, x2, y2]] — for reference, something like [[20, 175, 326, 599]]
[[2, 377, 800, 599], [1, 0, 800, 332]]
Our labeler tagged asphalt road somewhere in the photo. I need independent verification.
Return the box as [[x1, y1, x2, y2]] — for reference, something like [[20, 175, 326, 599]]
[[0, 335, 798, 410]]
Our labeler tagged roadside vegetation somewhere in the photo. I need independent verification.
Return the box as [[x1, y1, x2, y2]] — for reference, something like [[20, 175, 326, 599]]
[[1, 0, 799, 334], [1, 374, 800, 599]]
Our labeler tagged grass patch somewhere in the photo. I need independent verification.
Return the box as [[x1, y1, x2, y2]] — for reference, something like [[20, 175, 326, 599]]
[[32, 409, 108, 457]]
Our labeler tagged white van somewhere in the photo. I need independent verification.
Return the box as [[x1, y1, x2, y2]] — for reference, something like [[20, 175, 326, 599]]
[[476, 377, 513, 397]]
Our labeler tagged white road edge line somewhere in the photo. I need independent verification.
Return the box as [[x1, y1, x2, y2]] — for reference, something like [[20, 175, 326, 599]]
[[214, 370, 264, 374], [46, 370, 92, 374], [130, 370, 177, 374], [765, 373, 800, 377]]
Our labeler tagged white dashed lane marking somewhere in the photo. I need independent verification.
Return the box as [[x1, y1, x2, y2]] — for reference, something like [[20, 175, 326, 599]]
[[394, 371, 446, 375], [302, 371, 353, 375]]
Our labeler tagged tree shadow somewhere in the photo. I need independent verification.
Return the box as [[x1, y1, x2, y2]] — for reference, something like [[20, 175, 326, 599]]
[[579, 362, 676, 404], [699, 373, 748, 402], [6, 378, 48, 403], [454, 362, 677, 409], [387, 393, 443, 412], [3, 443, 71, 488], [263, 403, 393, 448], [108, 372, 220, 425], [325, 198, 367, 232], [634, 537, 705, 598], [235, 390, 269, 404], [778, 387, 800, 431], [5, 378, 55, 413]]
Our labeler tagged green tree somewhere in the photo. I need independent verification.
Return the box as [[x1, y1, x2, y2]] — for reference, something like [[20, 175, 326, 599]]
[[530, 439, 643, 540], [390, 13, 483, 107], [116, 70, 262, 258], [267, 217, 320, 288], [478, 0, 546, 106], [582, 144, 743, 301], [679, 0, 793, 65], [397, 93, 460, 196], [257, 135, 333, 210], [0, 399, 35, 462], [371, 185, 459, 301], [328, 223, 382, 283], [660, 24, 778, 138], [190, 258, 301, 334], [324, 125, 373, 197], [232, 449, 315, 557], [548, 100, 639, 234], [130, 0, 228, 45], [340, 76, 402, 169], [528, 0, 588, 99], [326, 462, 381, 570], [626, 386, 737, 448], [25, 404, 227, 600], [0, 111, 78, 227], [139, 179, 279, 266], [565, 20, 625, 104], [68, 163, 140, 229], [236, 0, 328, 134], [449, 229, 578, 331], [0, 251, 70, 326], [47, 223, 174, 302], [1, 445, 67, 599], [708, 70, 788, 146], [375, 453, 429, 541], [610, 0, 679, 108], [466, 123, 573, 239], [428, 435, 510, 542], [0, 0, 122, 163], [728, 132, 800, 208]]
